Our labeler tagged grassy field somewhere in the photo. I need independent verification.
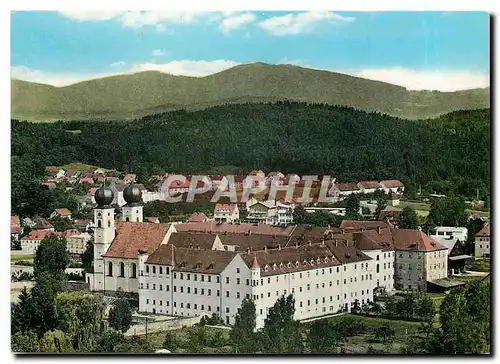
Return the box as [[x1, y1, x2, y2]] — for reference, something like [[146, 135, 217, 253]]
[[11, 251, 34, 262], [465, 258, 490, 272], [399, 200, 431, 211]]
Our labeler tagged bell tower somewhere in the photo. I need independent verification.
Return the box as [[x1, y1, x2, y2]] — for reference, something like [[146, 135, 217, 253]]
[[90, 185, 116, 291], [121, 183, 144, 223]]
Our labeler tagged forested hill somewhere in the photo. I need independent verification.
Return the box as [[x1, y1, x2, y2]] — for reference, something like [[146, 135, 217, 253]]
[[11, 103, 490, 199], [11, 63, 490, 121]]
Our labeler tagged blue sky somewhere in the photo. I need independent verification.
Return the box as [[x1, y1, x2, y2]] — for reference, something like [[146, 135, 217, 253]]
[[10, 11, 490, 90]]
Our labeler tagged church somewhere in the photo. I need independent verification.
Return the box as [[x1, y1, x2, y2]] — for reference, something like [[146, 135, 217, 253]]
[[87, 184, 446, 329]]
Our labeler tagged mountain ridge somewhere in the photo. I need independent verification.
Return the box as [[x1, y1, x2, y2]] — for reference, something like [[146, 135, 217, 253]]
[[11, 63, 490, 121]]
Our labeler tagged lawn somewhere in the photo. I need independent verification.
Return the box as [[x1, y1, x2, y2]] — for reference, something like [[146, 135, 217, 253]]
[[465, 259, 490, 272], [399, 201, 431, 211], [329, 314, 423, 337], [11, 251, 34, 262]]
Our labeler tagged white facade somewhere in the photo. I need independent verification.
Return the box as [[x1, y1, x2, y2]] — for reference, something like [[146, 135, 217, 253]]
[[360, 249, 395, 294], [276, 202, 294, 226], [475, 236, 490, 257], [432, 227, 468, 243], [214, 205, 240, 223], [122, 205, 144, 223], [394, 249, 447, 291], [67, 232, 92, 255], [247, 201, 277, 224]]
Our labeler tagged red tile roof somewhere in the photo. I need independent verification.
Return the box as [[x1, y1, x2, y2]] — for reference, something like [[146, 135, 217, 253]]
[[476, 224, 490, 237], [390, 228, 447, 251], [335, 182, 360, 192], [33, 218, 53, 230], [146, 245, 237, 274], [147, 217, 160, 223], [358, 181, 382, 189], [188, 212, 208, 223], [22, 229, 55, 241], [11, 216, 20, 226], [55, 208, 72, 216], [380, 180, 404, 189], [103, 222, 172, 259], [214, 203, 237, 214], [11, 226, 23, 234], [175, 221, 294, 237], [218, 233, 289, 251], [167, 232, 218, 250], [340, 220, 390, 230]]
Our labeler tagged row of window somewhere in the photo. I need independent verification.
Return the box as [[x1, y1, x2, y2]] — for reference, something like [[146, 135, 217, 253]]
[[107, 262, 137, 278], [144, 300, 231, 313]]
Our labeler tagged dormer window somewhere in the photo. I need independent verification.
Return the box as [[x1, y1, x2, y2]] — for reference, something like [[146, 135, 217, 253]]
[[273, 264, 277, 270], [279, 263, 284, 269], [295, 261, 299, 267], [264, 264, 270, 272], [310, 259, 315, 265], [287, 262, 292, 268], [316, 258, 321, 264], [303, 260, 307, 266]]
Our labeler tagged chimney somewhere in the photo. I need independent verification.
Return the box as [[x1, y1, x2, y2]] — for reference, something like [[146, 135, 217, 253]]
[[264, 246, 267, 253], [341, 229, 345, 234], [361, 228, 365, 232], [308, 240, 312, 247], [246, 247, 251, 254], [295, 242, 298, 248], [377, 226, 381, 234], [278, 244, 281, 250], [320, 239, 325, 246], [335, 239, 338, 247]]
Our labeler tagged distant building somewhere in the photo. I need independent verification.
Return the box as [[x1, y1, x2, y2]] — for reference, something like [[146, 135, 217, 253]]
[[50, 208, 72, 220], [474, 224, 490, 257], [357, 181, 382, 194], [431, 227, 468, 244], [328, 182, 361, 199], [380, 180, 405, 194], [188, 212, 209, 223], [11, 216, 23, 241], [214, 204, 239, 223]]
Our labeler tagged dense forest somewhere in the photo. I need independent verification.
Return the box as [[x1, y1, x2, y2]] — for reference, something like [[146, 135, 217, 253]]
[[11, 102, 490, 200]]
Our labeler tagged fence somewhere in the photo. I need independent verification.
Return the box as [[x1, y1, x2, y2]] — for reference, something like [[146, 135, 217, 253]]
[[124, 315, 202, 337]]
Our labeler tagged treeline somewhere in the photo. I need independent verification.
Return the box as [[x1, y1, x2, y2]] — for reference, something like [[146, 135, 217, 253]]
[[11, 103, 490, 200]]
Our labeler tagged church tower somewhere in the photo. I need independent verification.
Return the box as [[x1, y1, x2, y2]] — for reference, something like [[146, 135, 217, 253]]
[[121, 183, 144, 223], [91, 185, 116, 291]]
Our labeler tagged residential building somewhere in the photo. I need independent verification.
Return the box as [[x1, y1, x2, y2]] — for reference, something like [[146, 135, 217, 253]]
[[50, 208, 72, 220], [328, 182, 361, 199], [386, 193, 401, 207], [475, 224, 490, 257], [188, 212, 209, 223], [392, 228, 448, 291], [11, 216, 23, 241], [380, 180, 405, 194], [432, 227, 468, 243], [246, 200, 277, 224], [276, 201, 294, 225], [214, 204, 240, 223], [357, 181, 382, 194]]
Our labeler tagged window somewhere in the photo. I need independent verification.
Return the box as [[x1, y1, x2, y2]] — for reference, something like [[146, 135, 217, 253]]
[[201, 275, 204, 282], [146, 265, 149, 273], [217, 290, 220, 296], [174, 273, 177, 279], [159, 266, 163, 274], [152, 266, 156, 274], [146, 299, 149, 304], [107, 262, 113, 276], [307, 300, 310, 306], [237, 278, 240, 285], [153, 284, 156, 290], [261, 279, 263, 285], [307, 284, 310, 290], [376, 264, 379, 273], [194, 288, 198, 294], [201, 288, 204, 295], [119, 262, 125, 277], [140, 283, 143, 289], [131, 263, 137, 278], [268, 292, 271, 297], [226, 307, 230, 313], [246, 279, 249, 285], [180, 287, 184, 293], [167, 285, 170, 291], [174, 286, 177, 292], [187, 274, 191, 280], [237, 292, 240, 298], [208, 305, 211, 311], [208, 289, 212, 295], [160, 300, 163, 306], [194, 274, 198, 281], [187, 287, 191, 293], [226, 277, 230, 284], [300, 301, 303, 307], [180, 273, 183, 280], [187, 303, 190, 309], [226, 291, 230, 298], [276, 291, 279, 296], [181, 303, 184, 308], [236, 268, 240, 273]]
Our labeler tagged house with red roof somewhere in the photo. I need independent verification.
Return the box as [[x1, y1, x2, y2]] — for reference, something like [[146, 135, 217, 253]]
[[475, 224, 490, 257], [357, 181, 383, 194], [187, 212, 209, 223], [11, 216, 23, 240], [214, 203, 240, 223], [123, 174, 137, 184], [50, 208, 72, 220], [380, 180, 405, 194], [147, 217, 161, 224], [328, 182, 361, 199]]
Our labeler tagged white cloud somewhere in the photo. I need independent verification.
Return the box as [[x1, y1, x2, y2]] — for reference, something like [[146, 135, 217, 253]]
[[348, 68, 490, 91], [110, 61, 125, 67], [152, 49, 167, 56], [129, 60, 240, 77], [58, 11, 124, 21], [11, 64, 489, 91], [155, 24, 167, 33], [220, 13, 256, 33], [259, 11, 355, 36]]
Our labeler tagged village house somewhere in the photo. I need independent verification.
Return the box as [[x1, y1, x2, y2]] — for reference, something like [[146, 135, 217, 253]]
[[46, 167, 66, 181], [64, 169, 80, 183], [266, 171, 285, 187], [328, 182, 361, 199], [357, 181, 383, 194], [386, 192, 401, 207], [474, 224, 490, 257], [276, 201, 295, 226], [246, 200, 278, 225], [11, 216, 23, 241], [380, 180, 405, 194], [73, 219, 93, 232], [188, 212, 209, 223], [50, 208, 72, 220], [123, 174, 137, 184], [214, 204, 240, 223], [432, 227, 468, 243]]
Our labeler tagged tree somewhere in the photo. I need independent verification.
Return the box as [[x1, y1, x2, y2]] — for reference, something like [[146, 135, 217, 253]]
[[11, 330, 40, 353], [11, 287, 32, 334], [230, 298, 257, 353], [415, 293, 436, 323], [351, 299, 361, 314], [261, 294, 303, 353], [39, 330, 74, 353], [428, 197, 468, 228], [34, 235, 70, 279], [293, 205, 306, 225], [108, 298, 133, 333], [374, 324, 395, 342], [400, 206, 418, 229], [51, 216, 74, 232], [54, 291, 104, 352], [98, 329, 126, 353], [334, 316, 368, 338], [375, 198, 387, 217], [114, 335, 154, 353], [163, 332, 179, 351], [308, 319, 340, 353], [81, 240, 94, 272], [345, 194, 361, 220], [11, 236, 22, 250], [186, 326, 208, 353]]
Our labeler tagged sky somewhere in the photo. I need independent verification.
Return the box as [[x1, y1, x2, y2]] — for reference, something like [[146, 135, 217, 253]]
[[10, 11, 491, 91]]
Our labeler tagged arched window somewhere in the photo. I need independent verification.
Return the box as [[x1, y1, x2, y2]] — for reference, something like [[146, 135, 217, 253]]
[[136, 217, 139, 222], [108, 262, 113, 276], [376, 255, 380, 261], [120, 262, 125, 277], [98, 220, 102, 228], [108, 220, 111, 228], [376, 264, 380, 273], [131, 263, 137, 278], [126, 217, 130, 222]]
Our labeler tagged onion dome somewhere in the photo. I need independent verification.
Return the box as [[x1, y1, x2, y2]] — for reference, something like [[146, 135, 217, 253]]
[[123, 183, 143, 205], [95, 185, 114, 207]]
